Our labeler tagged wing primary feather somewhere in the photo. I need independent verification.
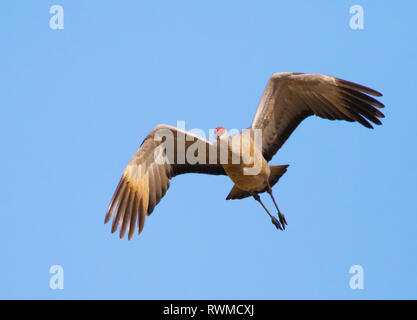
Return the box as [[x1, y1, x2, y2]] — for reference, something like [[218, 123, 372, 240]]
[[336, 78, 382, 97], [340, 93, 385, 118], [345, 109, 374, 128], [112, 184, 130, 234], [128, 192, 139, 240], [339, 86, 385, 108], [340, 97, 383, 125], [138, 196, 146, 235], [104, 177, 123, 224], [111, 181, 128, 233], [119, 186, 134, 239]]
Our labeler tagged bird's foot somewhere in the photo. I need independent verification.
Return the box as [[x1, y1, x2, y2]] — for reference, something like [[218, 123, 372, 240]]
[[271, 216, 283, 230], [278, 212, 287, 230]]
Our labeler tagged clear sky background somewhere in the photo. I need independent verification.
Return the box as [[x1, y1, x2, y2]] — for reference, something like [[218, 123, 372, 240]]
[[2, 1, 417, 299]]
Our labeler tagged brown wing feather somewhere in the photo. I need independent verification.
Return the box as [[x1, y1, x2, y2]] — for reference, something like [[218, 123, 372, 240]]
[[105, 124, 226, 239], [251, 73, 385, 161]]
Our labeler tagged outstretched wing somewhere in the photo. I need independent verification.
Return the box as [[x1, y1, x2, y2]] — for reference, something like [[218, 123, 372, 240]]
[[251, 72, 385, 161], [104, 124, 226, 240]]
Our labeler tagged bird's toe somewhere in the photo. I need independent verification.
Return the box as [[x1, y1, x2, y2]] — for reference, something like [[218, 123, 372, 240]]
[[279, 213, 287, 228], [271, 217, 283, 230]]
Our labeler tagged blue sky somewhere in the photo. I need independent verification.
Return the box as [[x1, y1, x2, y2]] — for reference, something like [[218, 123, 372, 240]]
[[2, 1, 416, 299]]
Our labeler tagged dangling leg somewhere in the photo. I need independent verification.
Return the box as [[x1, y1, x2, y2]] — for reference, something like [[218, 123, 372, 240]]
[[267, 186, 287, 230], [251, 192, 283, 230]]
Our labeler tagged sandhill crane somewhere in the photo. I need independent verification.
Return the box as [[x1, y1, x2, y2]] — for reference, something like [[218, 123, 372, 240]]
[[105, 72, 384, 240]]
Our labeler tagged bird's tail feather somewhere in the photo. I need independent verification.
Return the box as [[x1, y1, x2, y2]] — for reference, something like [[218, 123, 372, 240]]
[[226, 165, 289, 200]]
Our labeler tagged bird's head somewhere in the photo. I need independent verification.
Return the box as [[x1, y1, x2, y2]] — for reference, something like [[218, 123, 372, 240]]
[[214, 126, 228, 139]]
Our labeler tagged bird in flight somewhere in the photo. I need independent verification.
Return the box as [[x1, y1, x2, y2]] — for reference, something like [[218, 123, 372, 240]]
[[105, 72, 384, 240]]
